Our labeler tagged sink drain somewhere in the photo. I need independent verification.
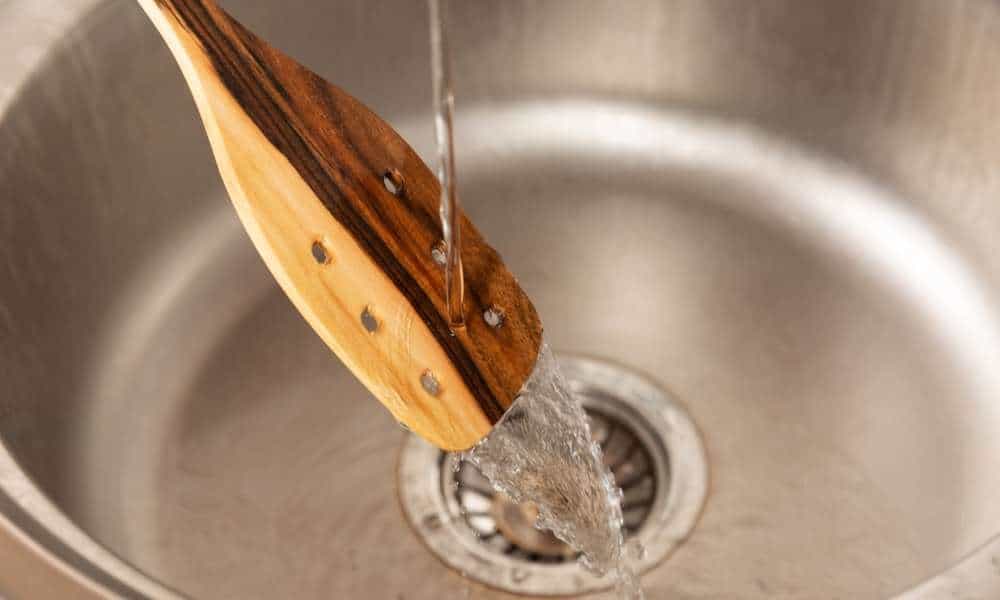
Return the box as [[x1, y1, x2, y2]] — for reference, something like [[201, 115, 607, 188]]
[[397, 355, 708, 596], [446, 404, 658, 564]]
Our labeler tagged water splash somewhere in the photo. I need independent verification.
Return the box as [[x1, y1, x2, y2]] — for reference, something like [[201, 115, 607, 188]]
[[465, 344, 645, 598]]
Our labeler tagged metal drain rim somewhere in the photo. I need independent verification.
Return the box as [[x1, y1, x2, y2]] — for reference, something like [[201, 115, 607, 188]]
[[397, 354, 709, 596]]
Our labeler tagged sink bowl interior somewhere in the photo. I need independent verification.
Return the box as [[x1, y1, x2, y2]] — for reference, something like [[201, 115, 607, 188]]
[[2, 1, 1000, 598]]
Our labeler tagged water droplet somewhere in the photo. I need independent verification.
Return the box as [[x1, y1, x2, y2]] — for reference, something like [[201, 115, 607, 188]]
[[420, 370, 440, 395], [361, 306, 379, 332], [483, 305, 505, 329]]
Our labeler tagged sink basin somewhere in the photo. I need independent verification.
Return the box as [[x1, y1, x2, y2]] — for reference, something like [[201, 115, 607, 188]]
[[2, 1, 1000, 598]]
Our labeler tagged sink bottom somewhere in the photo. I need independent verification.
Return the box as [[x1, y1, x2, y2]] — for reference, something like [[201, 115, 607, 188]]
[[37, 102, 1000, 599]]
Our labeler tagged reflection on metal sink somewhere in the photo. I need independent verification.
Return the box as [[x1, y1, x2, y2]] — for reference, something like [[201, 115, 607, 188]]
[[2, 1, 1000, 598]]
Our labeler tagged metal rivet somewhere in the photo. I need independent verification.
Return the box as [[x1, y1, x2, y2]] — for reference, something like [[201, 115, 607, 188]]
[[383, 169, 404, 196], [420, 370, 440, 396], [361, 306, 379, 332], [311, 240, 330, 264], [483, 305, 505, 328]]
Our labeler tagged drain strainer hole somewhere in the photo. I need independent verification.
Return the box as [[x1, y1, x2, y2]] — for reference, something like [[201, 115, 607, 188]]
[[397, 355, 707, 596]]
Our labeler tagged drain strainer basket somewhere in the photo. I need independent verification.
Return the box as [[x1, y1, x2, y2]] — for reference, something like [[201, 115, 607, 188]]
[[397, 355, 708, 596]]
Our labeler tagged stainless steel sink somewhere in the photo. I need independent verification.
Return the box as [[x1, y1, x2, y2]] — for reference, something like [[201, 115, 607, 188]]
[[2, 1, 1000, 598]]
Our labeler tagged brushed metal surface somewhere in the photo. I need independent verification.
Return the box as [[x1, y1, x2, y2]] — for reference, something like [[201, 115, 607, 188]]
[[2, 0, 1000, 598]]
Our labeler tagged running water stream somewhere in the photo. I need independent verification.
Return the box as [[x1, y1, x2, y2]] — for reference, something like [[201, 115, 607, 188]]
[[428, 2, 643, 596], [428, 0, 464, 329], [465, 345, 645, 598]]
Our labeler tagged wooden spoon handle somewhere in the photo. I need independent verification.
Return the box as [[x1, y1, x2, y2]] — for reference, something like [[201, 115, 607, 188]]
[[138, 0, 542, 450]]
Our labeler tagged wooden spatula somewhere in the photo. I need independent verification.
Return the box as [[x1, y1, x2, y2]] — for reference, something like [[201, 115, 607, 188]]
[[137, 0, 542, 450]]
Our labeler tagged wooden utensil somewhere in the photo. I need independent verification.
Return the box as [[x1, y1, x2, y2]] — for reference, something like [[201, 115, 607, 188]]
[[137, 0, 542, 450]]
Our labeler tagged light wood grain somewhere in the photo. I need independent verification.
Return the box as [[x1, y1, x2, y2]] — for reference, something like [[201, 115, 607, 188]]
[[137, 0, 542, 450]]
